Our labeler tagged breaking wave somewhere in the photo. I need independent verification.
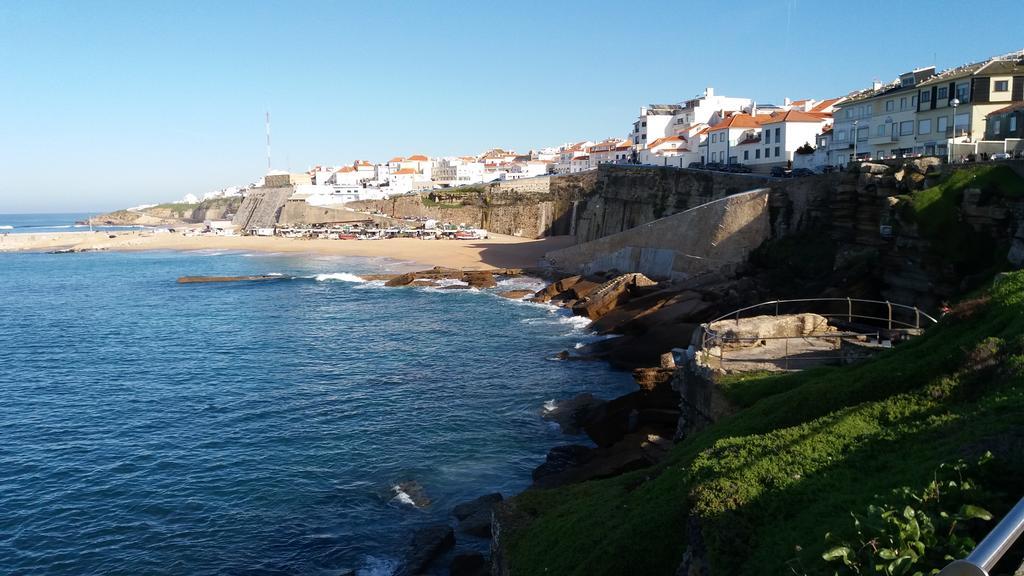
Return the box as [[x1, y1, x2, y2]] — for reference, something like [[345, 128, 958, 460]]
[[314, 272, 365, 283]]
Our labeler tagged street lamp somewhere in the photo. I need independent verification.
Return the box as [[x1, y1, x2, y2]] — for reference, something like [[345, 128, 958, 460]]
[[949, 97, 960, 163]]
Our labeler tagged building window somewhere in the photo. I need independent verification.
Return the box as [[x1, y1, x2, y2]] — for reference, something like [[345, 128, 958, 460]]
[[900, 97, 907, 110], [918, 119, 931, 134], [837, 130, 846, 141], [774, 127, 781, 141], [994, 80, 1009, 92], [937, 86, 948, 100], [994, 119, 1001, 134], [846, 109, 852, 118], [878, 125, 886, 136], [954, 113, 969, 131], [921, 91, 931, 103], [755, 149, 761, 159], [774, 146, 780, 157], [743, 150, 749, 160], [857, 127, 868, 141], [1011, 116, 1018, 132], [900, 121, 914, 136], [764, 147, 770, 158], [765, 130, 771, 144], [956, 84, 969, 102], [937, 116, 948, 133], [886, 100, 894, 111]]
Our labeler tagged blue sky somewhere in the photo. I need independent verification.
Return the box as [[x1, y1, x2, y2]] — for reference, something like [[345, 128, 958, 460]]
[[0, 0, 1020, 212]]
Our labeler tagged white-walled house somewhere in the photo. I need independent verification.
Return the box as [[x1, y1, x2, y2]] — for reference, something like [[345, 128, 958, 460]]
[[588, 139, 631, 166], [555, 141, 592, 174], [630, 87, 753, 151], [754, 109, 832, 168], [570, 155, 591, 173]]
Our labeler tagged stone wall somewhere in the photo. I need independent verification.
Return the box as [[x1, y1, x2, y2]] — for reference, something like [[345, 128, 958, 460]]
[[344, 172, 598, 238], [545, 189, 771, 281], [572, 165, 833, 244], [232, 187, 293, 230]]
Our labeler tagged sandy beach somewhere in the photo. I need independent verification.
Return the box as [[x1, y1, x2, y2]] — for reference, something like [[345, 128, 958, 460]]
[[0, 230, 576, 270]]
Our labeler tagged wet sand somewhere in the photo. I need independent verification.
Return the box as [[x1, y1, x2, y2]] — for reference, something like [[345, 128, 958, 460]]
[[0, 231, 576, 270]]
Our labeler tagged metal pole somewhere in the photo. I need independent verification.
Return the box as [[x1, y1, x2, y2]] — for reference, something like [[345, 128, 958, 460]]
[[848, 297, 852, 323], [915, 308, 921, 330], [938, 497, 1024, 575], [887, 301, 893, 330]]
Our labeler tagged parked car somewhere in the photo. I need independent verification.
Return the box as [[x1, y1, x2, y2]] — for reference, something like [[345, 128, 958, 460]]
[[688, 162, 705, 169], [770, 166, 790, 178], [991, 152, 1012, 161], [725, 163, 752, 173], [704, 162, 725, 171], [790, 168, 816, 177]]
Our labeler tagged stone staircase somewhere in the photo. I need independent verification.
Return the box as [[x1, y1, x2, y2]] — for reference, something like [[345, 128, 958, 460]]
[[232, 187, 293, 230]]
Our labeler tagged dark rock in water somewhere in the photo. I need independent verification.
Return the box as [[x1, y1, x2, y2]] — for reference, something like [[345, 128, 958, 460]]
[[452, 493, 503, 538], [542, 393, 607, 435], [450, 552, 490, 576], [452, 493, 503, 519], [396, 525, 455, 576], [532, 432, 671, 489], [532, 445, 594, 485], [385, 272, 416, 287], [393, 480, 432, 508], [463, 270, 497, 289], [441, 284, 473, 290]]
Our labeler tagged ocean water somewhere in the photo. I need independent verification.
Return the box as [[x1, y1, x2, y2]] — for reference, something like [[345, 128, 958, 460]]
[[0, 212, 142, 234], [0, 250, 634, 575]]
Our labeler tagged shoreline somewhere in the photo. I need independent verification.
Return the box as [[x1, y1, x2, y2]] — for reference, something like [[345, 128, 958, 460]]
[[0, 230, 576, 270]]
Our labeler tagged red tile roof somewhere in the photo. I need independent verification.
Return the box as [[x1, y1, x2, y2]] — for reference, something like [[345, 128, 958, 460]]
[[710, 114, 763, 131], [394, 168, 416, 175], [407, 154, 429, 161], [760, 109, 829, 124], [811, 97, 842, 112], [389, 156, 404, 163]]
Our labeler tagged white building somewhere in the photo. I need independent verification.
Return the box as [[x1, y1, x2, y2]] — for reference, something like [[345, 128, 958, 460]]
[[570, 155, 591, 173], [630, 87, 753, 151]]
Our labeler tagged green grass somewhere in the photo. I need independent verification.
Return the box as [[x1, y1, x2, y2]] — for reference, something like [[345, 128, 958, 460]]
[[501, 272, 1024, 575], [903, 165, 1024, 271]]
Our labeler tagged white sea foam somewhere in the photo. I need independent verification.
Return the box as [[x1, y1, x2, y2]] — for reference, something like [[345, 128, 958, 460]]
[[431, 278, 468, 287], [0, 225, 12, 230], [358, 555, 399, 576], [390, 485, 416, 507], [495, 276, 547, 293], [542, 399, 557, 413], [314, 272, 365, 283]]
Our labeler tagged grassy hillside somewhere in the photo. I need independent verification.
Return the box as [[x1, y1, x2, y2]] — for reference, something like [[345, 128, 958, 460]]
[[501, 271, 1024, 575]]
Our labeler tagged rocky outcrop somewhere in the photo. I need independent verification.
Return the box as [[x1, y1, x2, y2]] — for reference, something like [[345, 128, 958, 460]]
[[451, 553, 490, 576], [453, 493, 504, 538], [531, 432, 672, 489], [396, 525, 455, 576]]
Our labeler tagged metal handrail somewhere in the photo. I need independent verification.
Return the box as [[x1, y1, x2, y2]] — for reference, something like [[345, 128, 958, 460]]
[[938, 496, 1024, 575], [701, 298, 937, 349]]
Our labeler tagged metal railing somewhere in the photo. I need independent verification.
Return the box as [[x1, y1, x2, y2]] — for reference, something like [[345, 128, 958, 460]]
[[938, 496, 1024, 575], [699, 298, 938, 369]]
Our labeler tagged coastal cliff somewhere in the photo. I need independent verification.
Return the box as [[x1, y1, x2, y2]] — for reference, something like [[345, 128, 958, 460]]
[[486, 161, 1024, 576], [93, 196, 242, 226]]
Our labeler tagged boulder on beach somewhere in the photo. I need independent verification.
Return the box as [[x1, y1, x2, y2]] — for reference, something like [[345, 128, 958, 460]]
[[498, 289, 533, 300]]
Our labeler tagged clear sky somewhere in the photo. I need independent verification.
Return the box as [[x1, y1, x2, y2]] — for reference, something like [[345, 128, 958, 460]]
[[1, 0, 1020, 213]]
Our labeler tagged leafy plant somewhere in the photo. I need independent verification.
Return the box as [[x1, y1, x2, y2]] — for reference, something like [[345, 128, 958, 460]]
[[819, 453, 994, 576]]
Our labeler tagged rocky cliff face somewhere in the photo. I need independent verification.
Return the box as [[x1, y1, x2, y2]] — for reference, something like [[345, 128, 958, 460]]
[[94, 197, 242, 226]]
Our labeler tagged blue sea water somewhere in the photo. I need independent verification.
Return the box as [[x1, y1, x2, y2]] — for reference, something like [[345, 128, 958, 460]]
[[0, 250, 634, 575], [0, 212, 141, 234]]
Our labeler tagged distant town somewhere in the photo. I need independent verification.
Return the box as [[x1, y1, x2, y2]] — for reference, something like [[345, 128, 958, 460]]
[[159, 48, 1023, 211]]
